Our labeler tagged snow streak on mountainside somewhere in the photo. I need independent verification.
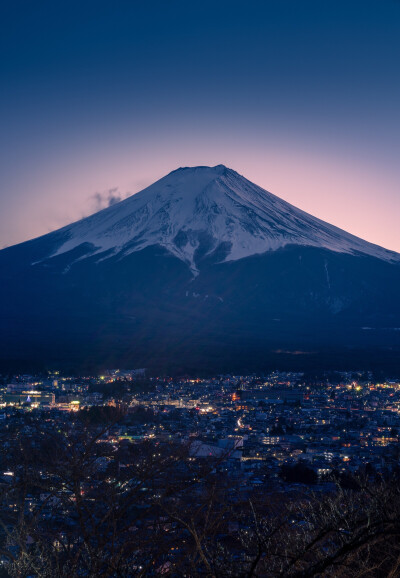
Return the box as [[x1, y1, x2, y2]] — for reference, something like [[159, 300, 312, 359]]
[[48, 165, 399, 272]]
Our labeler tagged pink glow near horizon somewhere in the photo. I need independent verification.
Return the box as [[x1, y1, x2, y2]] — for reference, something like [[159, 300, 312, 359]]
[[2, 137, 399, 254]]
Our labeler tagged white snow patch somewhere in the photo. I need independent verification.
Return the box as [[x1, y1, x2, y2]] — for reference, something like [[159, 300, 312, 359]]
[[324, 261, 331, 290]]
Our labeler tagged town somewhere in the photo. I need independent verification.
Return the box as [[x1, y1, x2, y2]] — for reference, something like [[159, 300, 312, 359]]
[[2, 369, 400, 575], [2, 369, 400, 482]]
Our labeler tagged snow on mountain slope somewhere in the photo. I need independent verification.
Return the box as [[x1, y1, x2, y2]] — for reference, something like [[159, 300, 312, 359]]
[[48, 165, 399, 272]]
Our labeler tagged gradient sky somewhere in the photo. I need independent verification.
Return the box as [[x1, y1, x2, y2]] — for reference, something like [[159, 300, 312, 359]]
[[1, 0, 399, 251]]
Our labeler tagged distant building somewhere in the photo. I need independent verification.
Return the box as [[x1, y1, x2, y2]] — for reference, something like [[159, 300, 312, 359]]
[[105, 369, 146, 379], [4, 390, 55, 406], [241, 389, 303, 404], [189, 439, 242, 459]]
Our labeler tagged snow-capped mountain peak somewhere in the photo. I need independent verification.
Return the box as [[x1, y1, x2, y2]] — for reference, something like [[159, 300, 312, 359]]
[[49, 164, 399, 272]]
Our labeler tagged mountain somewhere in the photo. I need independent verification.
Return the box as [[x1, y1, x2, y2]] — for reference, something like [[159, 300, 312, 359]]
[[0, 165, 399, 374], [32, 165, 399, 271]]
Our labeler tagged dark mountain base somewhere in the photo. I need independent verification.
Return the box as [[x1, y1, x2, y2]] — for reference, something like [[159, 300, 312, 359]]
[[0, 243, 399, 375]]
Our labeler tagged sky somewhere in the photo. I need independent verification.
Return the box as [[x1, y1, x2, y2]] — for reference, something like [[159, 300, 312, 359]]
[[0, 0, 399, 252]]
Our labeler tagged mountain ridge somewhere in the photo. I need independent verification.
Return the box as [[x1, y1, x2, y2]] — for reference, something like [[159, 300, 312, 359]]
[[25, 164, 399, 274]]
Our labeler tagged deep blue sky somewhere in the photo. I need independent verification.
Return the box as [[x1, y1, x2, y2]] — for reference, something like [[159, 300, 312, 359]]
[[1, 0, 399, 250]]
